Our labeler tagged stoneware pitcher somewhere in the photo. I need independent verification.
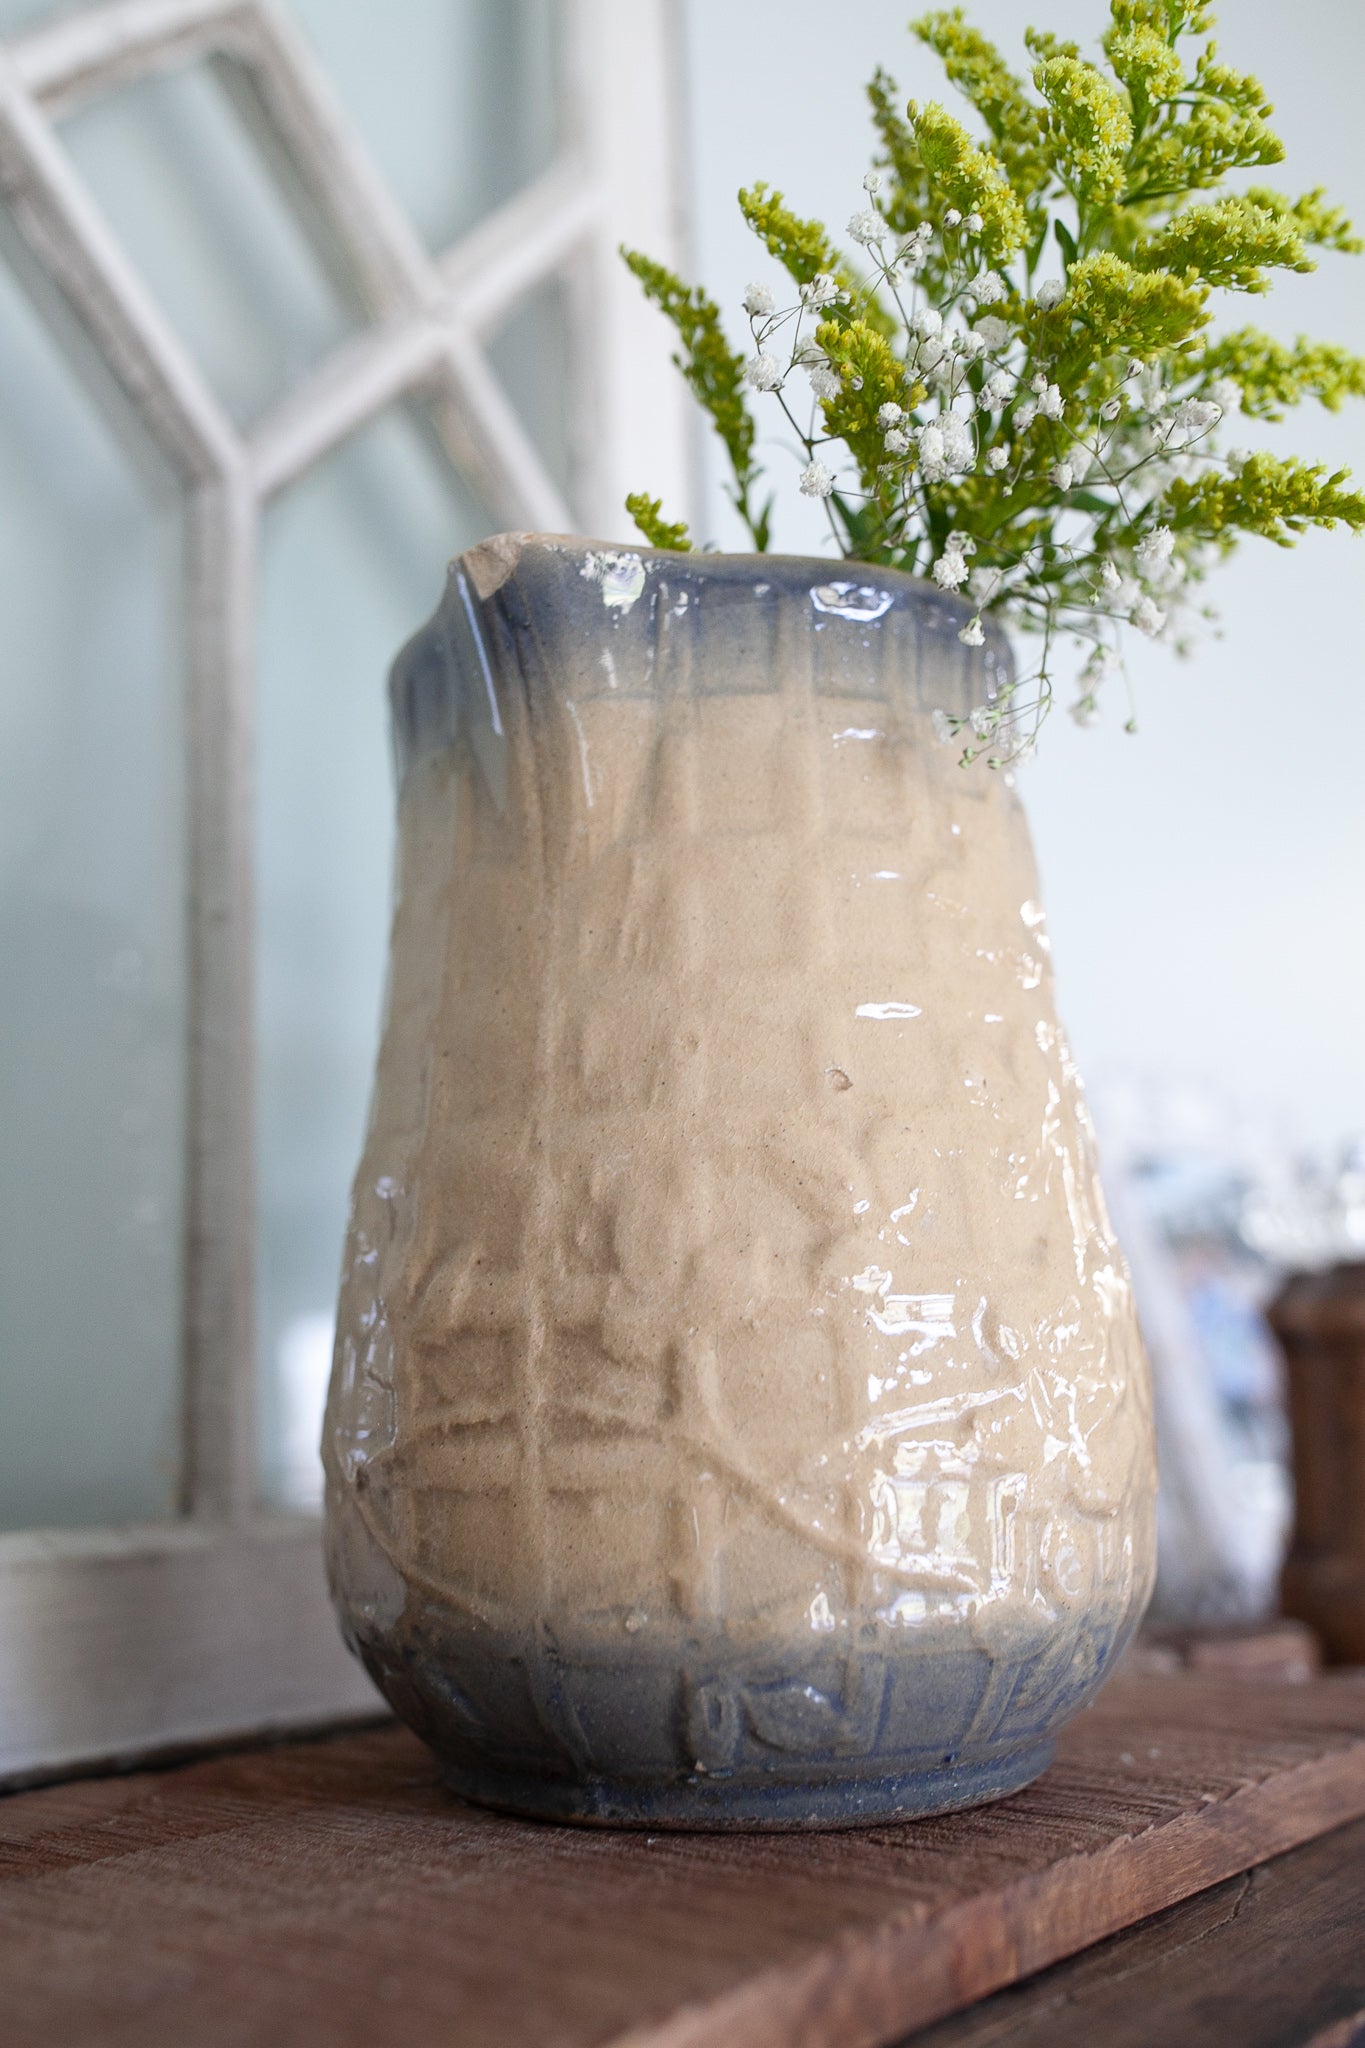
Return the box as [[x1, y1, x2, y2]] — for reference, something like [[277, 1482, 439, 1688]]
[[324, 533, 1156, 1829]]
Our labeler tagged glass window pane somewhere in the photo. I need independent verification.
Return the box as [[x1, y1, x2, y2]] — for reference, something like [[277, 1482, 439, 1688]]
[[0, 2, 74, 31], [0, 254, 186, 1532], [55, 62, 359, 429], [287, 0, 561, 255], [486, 273, 577, 509], [256, 406, 493, 1509]]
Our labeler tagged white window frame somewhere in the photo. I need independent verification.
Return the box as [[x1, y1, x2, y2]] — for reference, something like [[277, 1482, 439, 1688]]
[[0, 0, 692, 1785]]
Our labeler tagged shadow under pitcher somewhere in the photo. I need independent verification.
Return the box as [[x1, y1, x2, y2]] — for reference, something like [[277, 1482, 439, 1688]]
[[323, 534, 1156, 1829]]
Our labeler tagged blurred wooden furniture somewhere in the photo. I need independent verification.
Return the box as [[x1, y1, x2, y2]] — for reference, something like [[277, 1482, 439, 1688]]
[[1135, 1615, 1321, 1682], [4, 1666, 1365, 2048], [1272, 1261, 1365, 1663]]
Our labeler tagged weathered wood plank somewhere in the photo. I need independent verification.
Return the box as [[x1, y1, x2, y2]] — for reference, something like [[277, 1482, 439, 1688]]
[[2, 1671, 1364, 2048], [906, 1810, 1365, 2047]]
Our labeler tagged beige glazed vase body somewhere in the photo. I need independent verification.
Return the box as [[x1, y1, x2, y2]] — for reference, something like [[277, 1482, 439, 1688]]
[[324, 535, 1157, 1828]]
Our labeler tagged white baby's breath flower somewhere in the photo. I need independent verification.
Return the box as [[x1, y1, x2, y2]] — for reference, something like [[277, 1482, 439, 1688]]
[[1013, 398, 1038, 430], [876, 400, 905, 428], [984, 368, 1014, 406], [970, 564, 1005, 603], [1069, 694, 1101, 728], [1139, 365, 1167, 409], [1134, 525, 1176, 578], [913, 306, 944, 339], [1050, 460, 1075, 490], [882, 426, 911, 454], [808, 363, 842, 401], [941, 417, 975, 472], [1082, 644, 1120, 679], [800, 272, 841, 309], [964, 211, 984, 233], [918, 336, 947, 373], [946, 529, 977, 555], [1037, 382, 1065, 421], [742, 282, 775, 318], [973, 269, 1006, 304], [1208, 377, 1241, 416], [744, 352, 783, 392], [974, 316, 1010, 350], [1100, 559, 1122, 591], [917, 423, 946, 476], [897, 225, 933, 274], [1172, 397, 1220, 436], [931, 707, 955, 744], [1131, 594, 1166, 635], [932, 548, 970, 590], [1099, 395, 1124, 421], [848, 209, 883, 246], [863, 169, 882, 194], [958, 617, 985, 645], [916, 416, 975, 482], [799, 459, 836, 499], [986, 444, 1010, 472], [1127, 358, 1145, 379], [1035, 278, 1066, 310], [1226, 447, 1250, 471], [943, 206, 963, 227]]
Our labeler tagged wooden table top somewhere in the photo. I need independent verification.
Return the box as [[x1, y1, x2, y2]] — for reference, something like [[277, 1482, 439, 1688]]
[[3, 1668, 1365, 2048], [911, 1810, 1365, 2047]]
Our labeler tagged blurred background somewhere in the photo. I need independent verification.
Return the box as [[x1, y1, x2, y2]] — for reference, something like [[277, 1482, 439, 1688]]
[[1, 0, 1362, 1774]]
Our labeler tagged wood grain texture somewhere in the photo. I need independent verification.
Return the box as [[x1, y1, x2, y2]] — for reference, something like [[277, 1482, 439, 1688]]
[[3, 1670, 1365, 2048], [907, 1811, 1365, 2048]]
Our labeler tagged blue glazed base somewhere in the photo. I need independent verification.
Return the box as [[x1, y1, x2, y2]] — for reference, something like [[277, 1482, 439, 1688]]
[[438, 1736, 1055, 1831], [345, 1592, 1141, 1832]]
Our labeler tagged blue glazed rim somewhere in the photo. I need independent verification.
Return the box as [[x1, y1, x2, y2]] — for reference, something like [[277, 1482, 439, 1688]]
[[386, 533, 1016, 780]]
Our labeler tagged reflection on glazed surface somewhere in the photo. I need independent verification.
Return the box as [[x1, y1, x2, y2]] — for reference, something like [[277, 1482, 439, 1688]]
[[324, 535, 1156, 1826]]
